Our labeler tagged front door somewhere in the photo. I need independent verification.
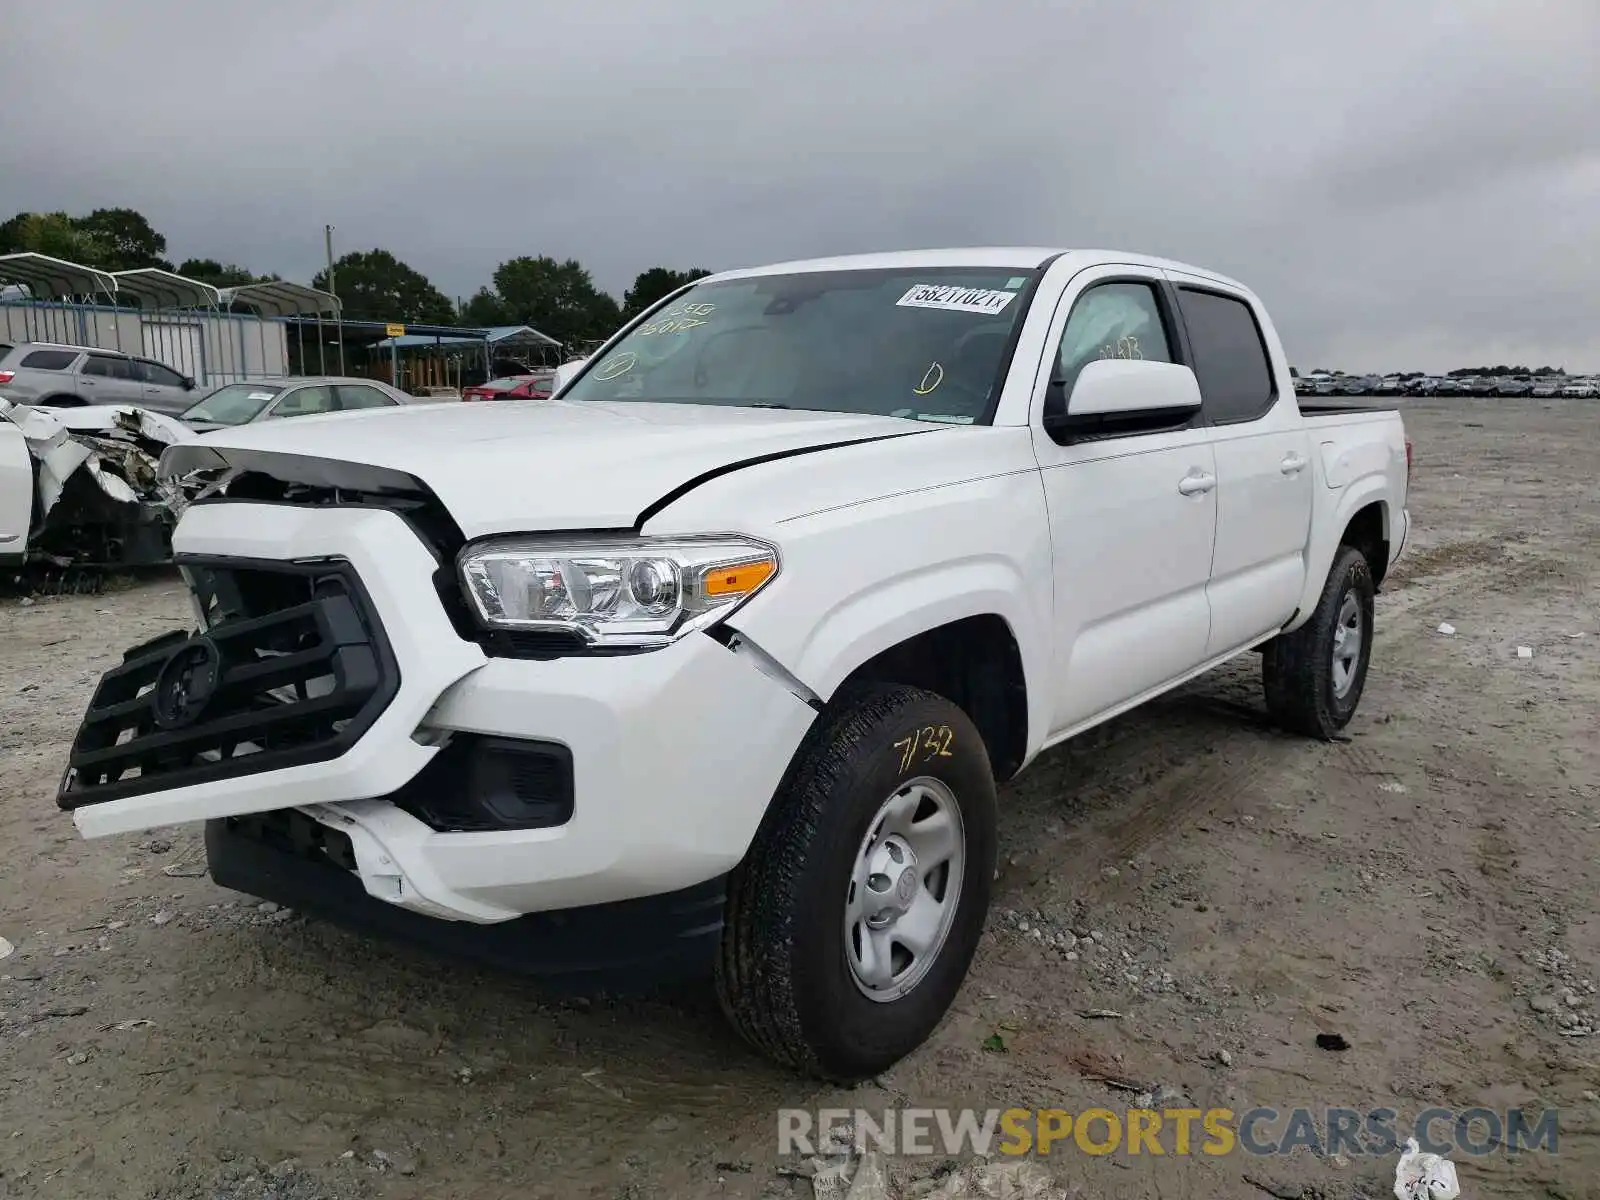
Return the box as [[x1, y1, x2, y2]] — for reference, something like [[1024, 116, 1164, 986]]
[[1029, 268, 1219, 737], [137, 359, 195, 415]]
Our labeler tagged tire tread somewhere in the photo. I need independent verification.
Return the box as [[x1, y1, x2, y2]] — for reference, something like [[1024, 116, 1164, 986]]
[[1263, 545, 1374, 739], [716, 683, 991, 1080]]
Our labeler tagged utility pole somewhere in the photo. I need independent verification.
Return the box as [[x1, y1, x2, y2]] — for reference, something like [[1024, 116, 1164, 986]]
[[324, 224, 337, 298], [324, 224, 345, 374]]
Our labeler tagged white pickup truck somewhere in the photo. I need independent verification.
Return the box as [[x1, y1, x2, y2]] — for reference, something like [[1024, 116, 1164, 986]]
[[58, 248, 1411, 1081]]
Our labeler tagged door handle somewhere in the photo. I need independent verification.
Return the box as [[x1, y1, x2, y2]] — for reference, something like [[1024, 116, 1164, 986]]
[[1280, 453, 1308, 475], [1178, 471, 1217, 496]]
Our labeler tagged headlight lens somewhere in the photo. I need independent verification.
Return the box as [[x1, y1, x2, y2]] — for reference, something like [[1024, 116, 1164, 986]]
[[458, 534, 779, 648]]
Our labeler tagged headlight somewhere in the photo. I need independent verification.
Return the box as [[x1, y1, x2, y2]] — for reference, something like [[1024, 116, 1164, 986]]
[[458, 534, 780, 648]]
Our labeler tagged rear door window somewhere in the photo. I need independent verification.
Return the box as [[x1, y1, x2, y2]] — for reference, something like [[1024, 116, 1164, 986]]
[[83, 356, 134, 379], [21, 349, 78, 371], [1174, 287, 1276, 424]]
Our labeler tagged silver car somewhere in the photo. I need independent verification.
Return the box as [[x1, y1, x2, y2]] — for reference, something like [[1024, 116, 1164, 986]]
[[0, 341, 200, 414], [179, 376, 419, 431]]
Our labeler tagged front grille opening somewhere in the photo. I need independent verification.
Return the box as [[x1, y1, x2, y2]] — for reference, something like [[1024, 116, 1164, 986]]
[[228, 809, 358, 873], [58, 557, 399, 808]]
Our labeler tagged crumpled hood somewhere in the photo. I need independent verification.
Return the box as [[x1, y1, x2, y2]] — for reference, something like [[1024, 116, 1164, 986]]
[[167, 399, 928, 536]]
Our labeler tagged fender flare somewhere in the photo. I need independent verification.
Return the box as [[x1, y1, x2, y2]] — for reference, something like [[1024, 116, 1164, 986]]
[[731, 555, 1052, 760], [1283, 481, 1391, 634]]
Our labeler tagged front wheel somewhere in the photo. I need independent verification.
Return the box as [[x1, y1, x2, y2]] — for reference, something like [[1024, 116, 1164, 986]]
[[1262, 544, 1376, 739], [716, 684, 997, 1082]]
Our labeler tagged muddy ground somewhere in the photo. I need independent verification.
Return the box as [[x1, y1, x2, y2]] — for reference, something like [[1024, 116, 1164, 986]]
[[1, 396, 1597, 1199]]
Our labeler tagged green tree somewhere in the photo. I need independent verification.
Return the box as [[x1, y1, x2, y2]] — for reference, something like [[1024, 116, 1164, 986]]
[[0, 212, 114, 272], [0, 212, 33, 255], [0, 208, 171, 272], [178, 258, 277, 288], [311, 248, 455, 325], [74, 207, 169, 270], [491, 256, 620, 346], [621, 266, 711, 319], [459, 287, 513, 327]]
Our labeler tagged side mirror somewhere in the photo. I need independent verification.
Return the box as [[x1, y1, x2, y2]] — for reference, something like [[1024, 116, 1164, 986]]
[[182, 376, 195, 391], [1043, 358, 1202, 441]]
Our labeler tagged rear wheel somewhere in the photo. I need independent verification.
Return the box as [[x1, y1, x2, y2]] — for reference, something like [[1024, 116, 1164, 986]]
[[1263, 545, 1375, 738], [716, 684, 997, 1081]]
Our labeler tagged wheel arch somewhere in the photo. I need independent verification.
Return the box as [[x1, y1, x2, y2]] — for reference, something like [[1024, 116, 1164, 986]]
[[829, 613, 1031, 781], [1283, 484, 1392, 634]]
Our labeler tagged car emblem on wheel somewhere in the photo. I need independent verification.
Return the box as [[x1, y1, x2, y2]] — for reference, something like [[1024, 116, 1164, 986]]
[[152, 638, 221, 729]]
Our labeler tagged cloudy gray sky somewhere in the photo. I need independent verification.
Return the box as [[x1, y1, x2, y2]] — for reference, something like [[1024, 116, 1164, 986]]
[[3, 0, 1596, 372]]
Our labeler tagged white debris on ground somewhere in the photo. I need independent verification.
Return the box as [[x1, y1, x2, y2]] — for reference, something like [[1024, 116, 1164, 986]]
[[1393, 1136, 1461, 1199], [0, 934, 14, 960], [1, 400, 193, 567], [806, 1151, 1063, 1200], [1437, 622, 1457, 635], [1516, 645, 1534, 658]]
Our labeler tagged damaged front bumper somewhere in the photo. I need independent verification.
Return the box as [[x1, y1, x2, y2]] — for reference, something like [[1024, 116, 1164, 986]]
[[59, 500, 819, 926]]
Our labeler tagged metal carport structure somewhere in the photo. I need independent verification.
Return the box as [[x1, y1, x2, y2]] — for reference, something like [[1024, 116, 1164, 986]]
[[0, 252, 122, 348], [371, 323, 564, 386], [220, 280, 344, 378], [111, 268, 221, 383]]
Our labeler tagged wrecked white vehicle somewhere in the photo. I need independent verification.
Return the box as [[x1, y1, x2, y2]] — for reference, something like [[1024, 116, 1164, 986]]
[[0, 400, 193, 571]]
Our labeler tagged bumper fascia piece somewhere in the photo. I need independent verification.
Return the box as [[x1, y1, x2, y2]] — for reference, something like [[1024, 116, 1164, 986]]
[[204, 816, 727, 986], [73, 499, 819, 925]]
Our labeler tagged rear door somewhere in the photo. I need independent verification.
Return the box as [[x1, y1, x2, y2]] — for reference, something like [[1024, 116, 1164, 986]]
[[1165, 273, 1314, 656]]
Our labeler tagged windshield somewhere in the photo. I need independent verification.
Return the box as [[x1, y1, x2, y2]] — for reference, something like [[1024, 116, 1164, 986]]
[[561, 267, 1039, 424], [183, 383, 284, 425]]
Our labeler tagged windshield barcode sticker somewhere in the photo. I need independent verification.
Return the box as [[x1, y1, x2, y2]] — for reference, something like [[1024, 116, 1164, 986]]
[[896, 284, 1018, 315]]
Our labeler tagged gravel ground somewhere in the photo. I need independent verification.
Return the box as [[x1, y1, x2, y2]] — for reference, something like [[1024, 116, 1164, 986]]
[[2, 397, 1597, 1199]]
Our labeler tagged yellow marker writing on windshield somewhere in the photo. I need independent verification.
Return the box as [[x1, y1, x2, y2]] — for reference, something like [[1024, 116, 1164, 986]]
[[594, 352, 637, 380], [915, 362, 944, 395]]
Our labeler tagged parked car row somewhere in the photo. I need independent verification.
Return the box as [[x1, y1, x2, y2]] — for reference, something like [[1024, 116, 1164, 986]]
[[1296, 371, 1598, 399], [0, 340, 200, 414], [0, 341, 440, 432]]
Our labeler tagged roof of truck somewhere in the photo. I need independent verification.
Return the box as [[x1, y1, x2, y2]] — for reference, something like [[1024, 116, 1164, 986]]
[[706, 247, 1248, 292]]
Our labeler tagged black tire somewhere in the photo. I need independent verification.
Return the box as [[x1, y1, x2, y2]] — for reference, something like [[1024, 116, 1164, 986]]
[[39, 395, 87, 408], [716, 683, 997, 1082], [1262, 545, 1375, 739]]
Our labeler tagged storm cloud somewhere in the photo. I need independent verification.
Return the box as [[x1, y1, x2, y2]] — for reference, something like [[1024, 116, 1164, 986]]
[[2, 0, 1595, 371]]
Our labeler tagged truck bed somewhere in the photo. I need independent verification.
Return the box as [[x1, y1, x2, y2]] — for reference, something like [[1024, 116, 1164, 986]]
[[1296, 397, 1400, 416]]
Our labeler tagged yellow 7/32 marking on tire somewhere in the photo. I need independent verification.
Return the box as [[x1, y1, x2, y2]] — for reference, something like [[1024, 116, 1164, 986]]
[[891, 725, 955, 773]]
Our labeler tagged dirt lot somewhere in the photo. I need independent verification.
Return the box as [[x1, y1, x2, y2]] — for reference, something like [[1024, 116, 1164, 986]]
[[2, 397, 1597, 1199]]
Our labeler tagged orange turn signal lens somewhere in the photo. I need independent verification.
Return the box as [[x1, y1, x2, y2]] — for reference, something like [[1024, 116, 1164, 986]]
[[703, 558, 776, 598]]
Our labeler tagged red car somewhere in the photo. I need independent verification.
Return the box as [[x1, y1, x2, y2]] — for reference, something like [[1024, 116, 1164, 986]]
[[462, 373, 555, 402]]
